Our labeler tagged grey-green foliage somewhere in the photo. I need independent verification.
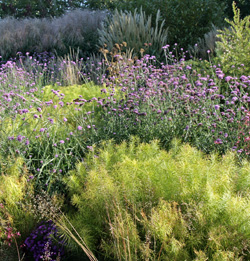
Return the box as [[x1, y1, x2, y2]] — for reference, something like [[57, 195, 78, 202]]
[[98, 8, 168, 58], [0, 9, 107, 60]]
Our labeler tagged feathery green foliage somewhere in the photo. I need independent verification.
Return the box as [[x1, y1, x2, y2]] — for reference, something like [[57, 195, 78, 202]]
[[65, 137, 250, 259], [0, 157, 36, 242]]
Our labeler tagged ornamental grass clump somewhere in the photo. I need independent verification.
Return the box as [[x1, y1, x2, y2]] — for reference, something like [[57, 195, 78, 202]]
[[0, 9, 107, 60], [188, 24, 219, 60], [65, 137, 250, 259], [98, 8, 168, 59]]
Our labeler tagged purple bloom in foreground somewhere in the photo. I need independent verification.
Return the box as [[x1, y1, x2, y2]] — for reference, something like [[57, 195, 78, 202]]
[[225, 76, 233, 82], [77, 126, 83, 130], [162, 44, 170, 49], [87, 146, 93, 151], [214, 139, 223, 144], [214, 105, 220, 110], [40, 128, 45, 132], [59, 140, 65, 144]]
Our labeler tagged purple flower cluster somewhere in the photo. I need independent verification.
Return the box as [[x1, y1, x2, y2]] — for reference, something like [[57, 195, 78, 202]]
[[24, 220, 65, 261], [96, 54, 250, 156], [2, 50, 250, 191]]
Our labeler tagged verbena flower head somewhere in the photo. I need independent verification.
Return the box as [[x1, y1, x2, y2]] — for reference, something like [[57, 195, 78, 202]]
[[24, 220, 65, 261]]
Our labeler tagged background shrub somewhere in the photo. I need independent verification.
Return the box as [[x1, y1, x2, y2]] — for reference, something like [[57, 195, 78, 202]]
[[0, 0, 82, 18], [159, 0, 225, 49], [215, 2, 250, 76], [90, 0, 226, 51], [222, 0, 250, 20]]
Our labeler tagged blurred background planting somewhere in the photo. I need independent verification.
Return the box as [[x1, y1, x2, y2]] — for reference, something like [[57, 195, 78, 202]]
[[0, 0, 250, 61], [0, 8, 107, 60]]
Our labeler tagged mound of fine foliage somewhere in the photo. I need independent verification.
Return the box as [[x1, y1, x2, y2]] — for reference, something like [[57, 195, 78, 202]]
[[65, 137, 250, 260]]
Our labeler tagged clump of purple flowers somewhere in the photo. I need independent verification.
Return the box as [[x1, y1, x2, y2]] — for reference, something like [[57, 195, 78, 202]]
[[24, 220, 65, 261]]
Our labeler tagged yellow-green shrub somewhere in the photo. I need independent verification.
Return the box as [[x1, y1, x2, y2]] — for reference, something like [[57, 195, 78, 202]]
[[0, 157, 36, 243], [41, 83, 108, 103], [65, 138, 250, 259], [215, 2, 250, 76]]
